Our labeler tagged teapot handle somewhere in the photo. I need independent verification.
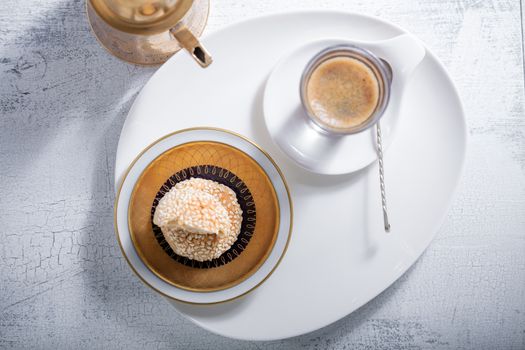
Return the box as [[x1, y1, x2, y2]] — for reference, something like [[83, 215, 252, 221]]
[[366, 34, 425, 83]]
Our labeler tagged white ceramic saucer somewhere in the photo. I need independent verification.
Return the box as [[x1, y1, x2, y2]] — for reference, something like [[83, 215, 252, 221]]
[[114, 128, 292, 304], [115, 11, 466, 340], [264, 34, 425, 174]]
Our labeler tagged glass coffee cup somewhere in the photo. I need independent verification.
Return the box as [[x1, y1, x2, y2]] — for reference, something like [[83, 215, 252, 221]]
[[300, 45, 392, 135]]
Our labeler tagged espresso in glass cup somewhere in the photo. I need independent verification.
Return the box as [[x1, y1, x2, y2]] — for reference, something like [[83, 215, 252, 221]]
[[300, 45, 391, 135]]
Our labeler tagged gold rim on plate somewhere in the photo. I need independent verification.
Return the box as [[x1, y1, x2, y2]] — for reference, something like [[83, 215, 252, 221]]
[[128, 141, 280, 292], [113, 127, 293, 305]]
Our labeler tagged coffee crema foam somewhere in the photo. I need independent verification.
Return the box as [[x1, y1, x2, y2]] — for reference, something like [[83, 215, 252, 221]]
[[306, 56, 380, 130]]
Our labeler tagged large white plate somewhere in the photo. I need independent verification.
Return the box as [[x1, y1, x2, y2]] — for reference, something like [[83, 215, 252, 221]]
[[115, 11, 466, 340]]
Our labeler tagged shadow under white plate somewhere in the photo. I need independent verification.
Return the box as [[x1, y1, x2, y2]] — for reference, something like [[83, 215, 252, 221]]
[[114, 11, 467, 341]]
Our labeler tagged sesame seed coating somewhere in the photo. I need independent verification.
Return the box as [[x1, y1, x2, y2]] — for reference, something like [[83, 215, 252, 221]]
[[153, 178, 243, 262]]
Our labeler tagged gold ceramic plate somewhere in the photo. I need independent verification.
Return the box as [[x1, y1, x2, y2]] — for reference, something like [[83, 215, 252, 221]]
[[128, 141, 280, 292]]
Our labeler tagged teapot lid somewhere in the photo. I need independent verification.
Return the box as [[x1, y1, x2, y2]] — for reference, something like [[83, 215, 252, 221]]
[[89, 0, 193, 35]]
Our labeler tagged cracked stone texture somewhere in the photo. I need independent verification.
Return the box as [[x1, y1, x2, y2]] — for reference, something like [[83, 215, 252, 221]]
[[1, 0, 524, 349]]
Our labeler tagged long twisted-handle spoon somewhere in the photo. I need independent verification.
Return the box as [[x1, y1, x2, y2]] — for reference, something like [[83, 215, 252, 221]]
[[376, 122, 391, 232]]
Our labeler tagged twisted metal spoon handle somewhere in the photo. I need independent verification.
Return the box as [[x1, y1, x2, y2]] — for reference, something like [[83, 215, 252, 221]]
[[376, 122, 391, 232]]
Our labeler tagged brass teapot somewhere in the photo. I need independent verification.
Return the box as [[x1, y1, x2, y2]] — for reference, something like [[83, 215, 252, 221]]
[[87, 0, 212, 66]]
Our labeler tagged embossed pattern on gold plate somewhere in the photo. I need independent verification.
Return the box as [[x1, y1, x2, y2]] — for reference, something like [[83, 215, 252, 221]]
[[128, 141, 280, 292]]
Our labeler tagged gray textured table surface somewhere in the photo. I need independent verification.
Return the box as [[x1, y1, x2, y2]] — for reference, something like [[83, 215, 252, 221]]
[[1, 0, 524, 349]]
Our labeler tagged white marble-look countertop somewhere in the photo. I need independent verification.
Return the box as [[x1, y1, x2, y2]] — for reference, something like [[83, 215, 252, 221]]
[[1, 0, 524, 349]]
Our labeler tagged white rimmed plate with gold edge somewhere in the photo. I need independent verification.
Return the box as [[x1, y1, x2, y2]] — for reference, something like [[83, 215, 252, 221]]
[[114, 127, 292, 304]]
